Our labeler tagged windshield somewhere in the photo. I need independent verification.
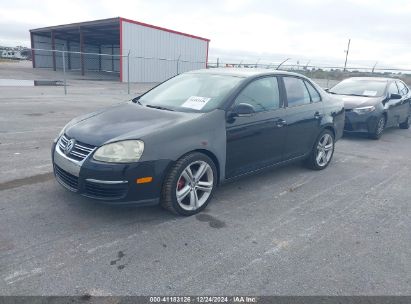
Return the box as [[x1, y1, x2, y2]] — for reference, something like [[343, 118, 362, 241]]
[[137, 73, 243, 112], [329, 79, 387, 97]]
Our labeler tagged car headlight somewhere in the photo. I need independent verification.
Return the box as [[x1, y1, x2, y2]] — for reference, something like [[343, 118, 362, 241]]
[[93, 140, 144, 163], [352, 106, 375, 114]]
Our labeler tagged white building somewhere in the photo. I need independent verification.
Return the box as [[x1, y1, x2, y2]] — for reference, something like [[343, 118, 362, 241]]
[[29, 17, 210, 82], [1, 50, 25, 59]]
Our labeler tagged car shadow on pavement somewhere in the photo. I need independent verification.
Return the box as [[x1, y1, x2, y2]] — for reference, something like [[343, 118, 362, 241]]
[[56, 186, 177, 225]]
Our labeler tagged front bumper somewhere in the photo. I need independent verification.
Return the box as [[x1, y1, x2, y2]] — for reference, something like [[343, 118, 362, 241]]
[[344, 110, 380, 133], [52, 142, 172, 205]]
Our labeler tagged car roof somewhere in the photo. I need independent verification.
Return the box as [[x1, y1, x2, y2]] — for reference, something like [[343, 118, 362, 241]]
[[344, 77, 397, 82], [186, 68, 305, 78]]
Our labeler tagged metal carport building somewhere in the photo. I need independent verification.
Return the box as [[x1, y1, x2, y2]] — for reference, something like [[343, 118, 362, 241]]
[[29, 17, 210, 82]]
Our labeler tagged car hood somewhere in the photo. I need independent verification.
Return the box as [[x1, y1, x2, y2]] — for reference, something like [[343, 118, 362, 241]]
[[65, 102, 201, 146], [338, 95, 383, 109]]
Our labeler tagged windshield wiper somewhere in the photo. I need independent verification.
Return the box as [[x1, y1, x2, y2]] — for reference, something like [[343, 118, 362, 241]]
[[132, 96, 142, 105], [145, 104, 174, 111], [346, 93, 366, 97]]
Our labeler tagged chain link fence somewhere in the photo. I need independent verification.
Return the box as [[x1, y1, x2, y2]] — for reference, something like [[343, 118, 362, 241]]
[[0, 48, 206, 95], [1, 50, 411, 95], [207, 59, 411, 89]]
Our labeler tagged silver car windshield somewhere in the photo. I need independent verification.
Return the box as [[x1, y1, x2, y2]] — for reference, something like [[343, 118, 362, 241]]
[[329, 79, 387, 97], [138, 73, 243, 112]]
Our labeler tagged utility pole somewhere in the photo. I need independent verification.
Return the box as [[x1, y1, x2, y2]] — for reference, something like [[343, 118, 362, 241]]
[[343, 38, 351, 72]]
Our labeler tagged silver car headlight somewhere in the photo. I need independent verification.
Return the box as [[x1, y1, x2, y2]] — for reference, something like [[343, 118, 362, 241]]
[[93, 140, 144, 163], [352, 106, 375, 114]]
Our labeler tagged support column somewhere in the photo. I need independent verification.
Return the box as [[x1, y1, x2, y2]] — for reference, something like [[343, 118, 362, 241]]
[[30, 32, 36, 68], [111, 45, 114, 72], [98, 45, 102, 71], [51, 31, 56, 71], [67, 40, 71, 70], [80, 29, 85, 76]]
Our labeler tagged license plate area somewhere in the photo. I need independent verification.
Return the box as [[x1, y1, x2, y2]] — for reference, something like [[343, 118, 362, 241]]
[[54, 149, 81, 177]]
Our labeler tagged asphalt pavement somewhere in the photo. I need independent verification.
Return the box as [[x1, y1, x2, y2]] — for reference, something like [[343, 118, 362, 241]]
[[0, 85, 410, 296]]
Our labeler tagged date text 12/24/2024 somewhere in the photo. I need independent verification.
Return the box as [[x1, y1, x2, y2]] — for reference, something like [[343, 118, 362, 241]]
[[149, 296, 258, 303]]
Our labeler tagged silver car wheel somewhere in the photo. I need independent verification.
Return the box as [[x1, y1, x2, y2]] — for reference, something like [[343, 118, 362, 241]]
[[376, 117, 385, 135], [176, 161, 214, 211], [316, 133, 334, 167]]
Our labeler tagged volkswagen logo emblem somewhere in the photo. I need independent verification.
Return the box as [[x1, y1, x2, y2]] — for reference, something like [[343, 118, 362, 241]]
[[64, 139, 75, 155]]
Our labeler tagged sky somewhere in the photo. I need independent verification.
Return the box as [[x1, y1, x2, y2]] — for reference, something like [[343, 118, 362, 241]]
[[1, 0, 410, 69]]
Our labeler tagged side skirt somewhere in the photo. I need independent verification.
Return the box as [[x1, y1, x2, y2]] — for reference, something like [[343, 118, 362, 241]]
[[221, 154, 309, 185]]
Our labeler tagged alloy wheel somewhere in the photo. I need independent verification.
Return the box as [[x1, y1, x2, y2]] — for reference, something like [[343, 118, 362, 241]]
[[176, 161, 214, 211], [316, 133, 334, 167], [376, 117, 385, 135]]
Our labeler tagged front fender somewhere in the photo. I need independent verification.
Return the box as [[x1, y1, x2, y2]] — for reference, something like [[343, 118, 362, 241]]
[[139, 110, 227, 182]]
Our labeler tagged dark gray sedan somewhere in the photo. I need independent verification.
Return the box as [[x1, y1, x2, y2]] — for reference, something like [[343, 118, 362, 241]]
[[52, 69, 344, 215], [329, 77, 411, 139]]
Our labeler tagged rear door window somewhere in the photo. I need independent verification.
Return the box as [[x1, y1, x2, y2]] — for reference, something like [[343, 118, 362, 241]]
[[283, 77, 311, 107], [396, 81, 409, 96], [304, 80, 321, 102]]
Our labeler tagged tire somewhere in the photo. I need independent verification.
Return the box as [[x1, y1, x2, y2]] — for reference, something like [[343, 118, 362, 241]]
[[305, 129, 335, 170], [161, 152, 217, 216], [369, 116, 385, 139], [399, 116, 410, 129]]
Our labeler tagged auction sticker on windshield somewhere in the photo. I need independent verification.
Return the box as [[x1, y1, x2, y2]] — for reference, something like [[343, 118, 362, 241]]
[[363, 90, 378, 96], [181, 96, 211, 110]]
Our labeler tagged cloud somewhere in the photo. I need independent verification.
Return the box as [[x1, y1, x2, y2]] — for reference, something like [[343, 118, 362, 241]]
[[0, 0, 410, 69]]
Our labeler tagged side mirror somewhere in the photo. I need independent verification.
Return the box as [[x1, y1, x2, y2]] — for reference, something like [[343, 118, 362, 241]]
[[230, 103, 255, 117], [390, 93, 402, 100]]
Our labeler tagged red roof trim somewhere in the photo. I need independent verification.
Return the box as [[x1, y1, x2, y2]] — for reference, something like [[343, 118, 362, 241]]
[[120, 17, 210, 42], [119, 18, 123, 82]]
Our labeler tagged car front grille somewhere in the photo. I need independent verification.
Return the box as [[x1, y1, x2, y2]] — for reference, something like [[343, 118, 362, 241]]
[[54, 165, 79, 191], [84, 180, 128, 200], [58, 134, 95, 162]]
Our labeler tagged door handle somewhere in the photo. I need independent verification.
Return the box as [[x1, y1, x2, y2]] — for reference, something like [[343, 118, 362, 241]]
[[314, 111, 322, 119], [275, 118, 286, 127]]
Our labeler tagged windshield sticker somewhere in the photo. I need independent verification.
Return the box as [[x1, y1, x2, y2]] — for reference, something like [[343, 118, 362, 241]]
[[363, 90, 377, 96], [181, 96, 211, 110]]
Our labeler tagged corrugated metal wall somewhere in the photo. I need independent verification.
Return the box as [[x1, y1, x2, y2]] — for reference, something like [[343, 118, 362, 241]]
[[121, 20, 208, 83]]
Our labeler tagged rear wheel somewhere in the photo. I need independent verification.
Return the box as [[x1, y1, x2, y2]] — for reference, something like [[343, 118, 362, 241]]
[[161, 152, 217, 216], [369, 116, 385, 139], [305, 129, 335, 170], [399, 116, 410, 129]]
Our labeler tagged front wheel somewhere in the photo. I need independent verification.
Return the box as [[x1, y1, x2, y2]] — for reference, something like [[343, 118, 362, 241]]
[[161, 152, 217, 216], [305, 129, 335, 170], [369, 116, 385, 139]]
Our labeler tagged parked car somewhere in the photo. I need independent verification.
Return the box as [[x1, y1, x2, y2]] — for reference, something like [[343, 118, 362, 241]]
[[52, 69, 344, 215], [328, 77, 411, 139]]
